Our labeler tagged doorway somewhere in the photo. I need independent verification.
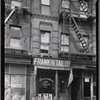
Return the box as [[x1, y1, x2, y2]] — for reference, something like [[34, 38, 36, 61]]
[[37, 69, 55, 100], [71, 77, 81, 100]]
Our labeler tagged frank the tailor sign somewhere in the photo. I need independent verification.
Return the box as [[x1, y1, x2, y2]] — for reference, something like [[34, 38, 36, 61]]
[[33, 58, 70, 67]]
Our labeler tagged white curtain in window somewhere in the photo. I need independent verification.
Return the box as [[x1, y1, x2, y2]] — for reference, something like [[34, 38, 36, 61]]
[[61, 34, 69, 45], [41, 32, 49, 43], [41, 0, 50, 5], [61, 46, 69, 52]]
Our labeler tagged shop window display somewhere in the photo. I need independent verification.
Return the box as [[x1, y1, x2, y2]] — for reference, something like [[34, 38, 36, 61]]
[[5, 75, 26, 100]]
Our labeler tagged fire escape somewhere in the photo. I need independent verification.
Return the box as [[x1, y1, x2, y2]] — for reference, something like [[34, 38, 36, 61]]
[[58, 0, 96, 60]]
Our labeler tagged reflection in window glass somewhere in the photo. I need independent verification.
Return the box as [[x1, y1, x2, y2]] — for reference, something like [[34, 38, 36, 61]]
[[5, 75, 26, 100]]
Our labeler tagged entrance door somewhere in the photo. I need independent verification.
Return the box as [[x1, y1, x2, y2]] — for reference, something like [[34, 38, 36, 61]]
[[37, 69, 55, 100], [71, 77, 81, 100]]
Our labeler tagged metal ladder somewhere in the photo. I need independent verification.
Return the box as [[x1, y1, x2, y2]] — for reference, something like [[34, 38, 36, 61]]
[[70, 15, 89, 53]]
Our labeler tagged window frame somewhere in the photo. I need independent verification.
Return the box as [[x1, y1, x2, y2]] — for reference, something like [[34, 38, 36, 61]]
[[41, 0, 51, 15], [10, 25, 22, 49], [60, 33, 69, 52], [40, 30, 50, 55], [5, 74, 26, 100]]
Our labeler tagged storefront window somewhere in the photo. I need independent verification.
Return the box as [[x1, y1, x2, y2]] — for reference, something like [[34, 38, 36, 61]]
[[5, 75, 26, 100]]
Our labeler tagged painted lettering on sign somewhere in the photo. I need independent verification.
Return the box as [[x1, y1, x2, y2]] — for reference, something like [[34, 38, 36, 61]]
[[34, 58, 70, 67]]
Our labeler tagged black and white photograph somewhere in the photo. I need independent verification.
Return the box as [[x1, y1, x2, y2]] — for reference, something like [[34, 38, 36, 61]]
[[3, 0, 97, 100]]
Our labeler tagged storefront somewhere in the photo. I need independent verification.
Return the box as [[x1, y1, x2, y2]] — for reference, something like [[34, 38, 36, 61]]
[[32, 57, 71, 100], [5, 48, 31, 100]]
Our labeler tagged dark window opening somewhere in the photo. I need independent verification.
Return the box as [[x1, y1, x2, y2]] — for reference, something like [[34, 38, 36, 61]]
[[84, 78, 91, 97]]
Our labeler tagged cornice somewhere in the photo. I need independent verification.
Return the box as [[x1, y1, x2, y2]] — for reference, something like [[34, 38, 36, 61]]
[[32, 14, 59, 21]]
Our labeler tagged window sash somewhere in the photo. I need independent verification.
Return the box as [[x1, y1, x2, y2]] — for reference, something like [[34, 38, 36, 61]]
[[61, 34, 69, 45], [40, 31, 50, 53], [5, 75, 26, 100], [41, 5, 50, 15], [83, 78, 91, 97], [41, 0, 50, 5], [61, 45, 69, 52], [10, 38, 21, 49]]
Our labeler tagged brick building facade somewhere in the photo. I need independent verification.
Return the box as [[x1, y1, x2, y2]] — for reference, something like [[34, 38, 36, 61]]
[[5, 0, 96, 100]]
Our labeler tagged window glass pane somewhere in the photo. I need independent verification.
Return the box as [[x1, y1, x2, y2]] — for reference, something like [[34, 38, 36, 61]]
[[41, 44, 49, 50], [62, 0, 69, 9], [11, 75, 25, 88], [61, 34, 69, 45], [10, 38, 21, 49], [84, 78, 91, 97], [41, 5, 50, 15], [41, 32, 49, 43], [11, 75, 26, 100], [61, 46, 69, 52], [10, 26, 21, 39], [41, 0, 50, 5], [5, 75, 10, 88]]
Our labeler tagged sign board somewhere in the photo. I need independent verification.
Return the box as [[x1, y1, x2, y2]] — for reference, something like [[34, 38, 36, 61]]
[[38, 93, 52, 100], [33, 58, 70, 67]]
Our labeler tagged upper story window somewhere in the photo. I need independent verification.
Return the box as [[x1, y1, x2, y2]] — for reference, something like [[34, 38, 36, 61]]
[[10, 25, 21, 49], [62, 0, 69, 9], [61, 33, 69, 52], [80, 0, 88, 18], [40, 31, 50, 54], [41, 0, 50, 15]]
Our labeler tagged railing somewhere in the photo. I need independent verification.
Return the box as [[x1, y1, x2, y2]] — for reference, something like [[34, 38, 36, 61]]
[[58, 0, 96, 17]]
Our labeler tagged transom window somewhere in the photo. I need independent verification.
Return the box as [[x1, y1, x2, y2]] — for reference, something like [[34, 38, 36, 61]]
[[40, 31, 50, 54], [61, 33, 69, 52], [41, 0, 50, 15]]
